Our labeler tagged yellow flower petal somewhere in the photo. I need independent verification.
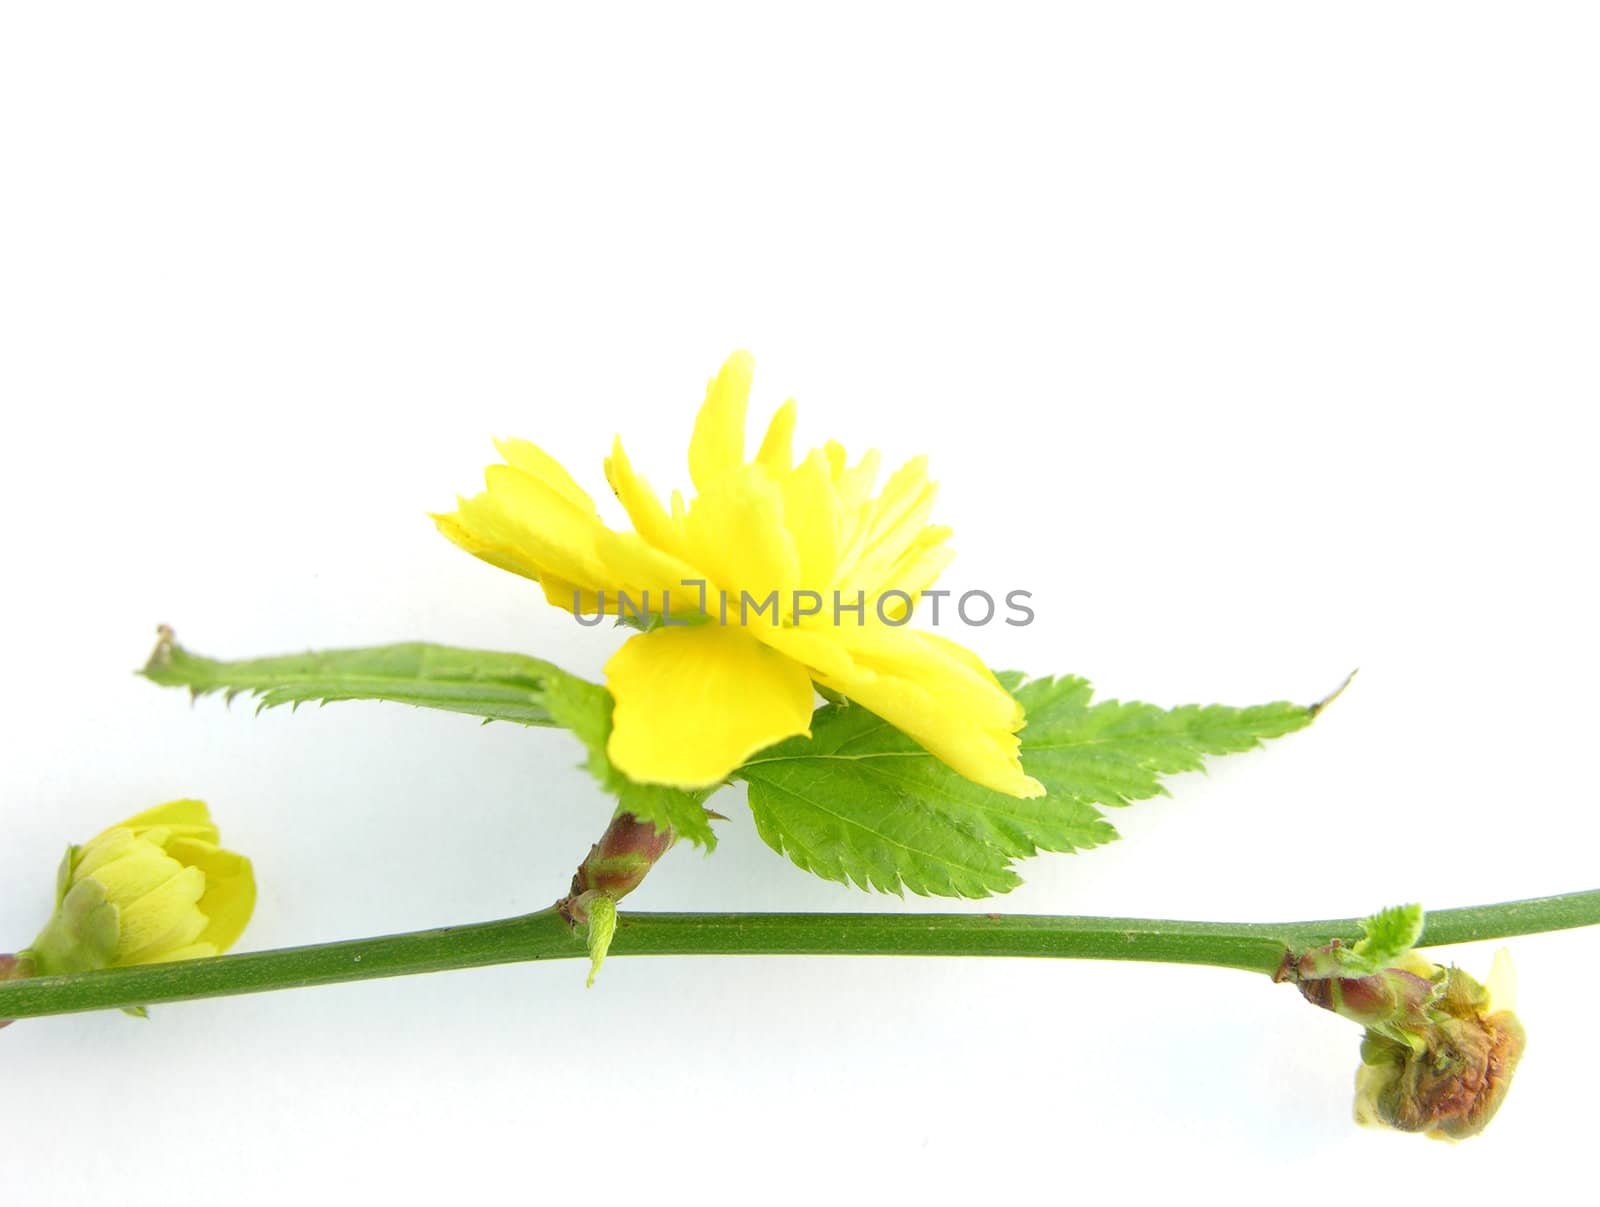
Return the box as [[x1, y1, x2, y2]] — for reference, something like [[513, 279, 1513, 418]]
[[1484, 948, 1518, 1013], [864, 454, 935, 540], [84, 845, 186, 905], [872, 527, 955, 621], [870, 626, 1020, 721], [72, 828, 138, 879], [836, 455, 938, 591], [683, 465, 800, 602], [831, 445, 881, 508], [778, 448, 841, 589], [605, 624, 815, 789], [764, 623, 1040, 798], [433, 509, 548, 583], [755, 398, 798, 473], [493, 437, 596, 513], [167, 838, 257, 953], [120, 928, 210, 967], [115, 799, 215, 834], [482, 464, 611, 584], [115, 865, 208, 963], [538, 572, 607, 616], [605, 435, 690, 560], [829, 445, 882, 555], [591, 529, 708, 616], [688, 350, 754, 493], [823, 440, 847, 478], [436, 458, 615, 595], [98, 799, 221, 849]]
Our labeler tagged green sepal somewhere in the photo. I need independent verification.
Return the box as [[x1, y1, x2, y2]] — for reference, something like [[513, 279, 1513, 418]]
[[613, 610, 711, 634], [29, 879, 121, 976], [53, 845, 76, 908]]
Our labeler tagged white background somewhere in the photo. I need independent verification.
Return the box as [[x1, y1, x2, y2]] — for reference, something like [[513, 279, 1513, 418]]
[[2, 4, 1597, 1203]]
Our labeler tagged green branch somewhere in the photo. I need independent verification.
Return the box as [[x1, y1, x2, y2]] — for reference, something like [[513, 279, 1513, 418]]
[[4, 889, 1598, 1020]]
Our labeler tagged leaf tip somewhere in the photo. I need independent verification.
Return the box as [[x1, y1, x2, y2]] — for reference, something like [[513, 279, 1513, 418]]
[[1309, 669, 1359, 718], [140, 623, 179, 678]]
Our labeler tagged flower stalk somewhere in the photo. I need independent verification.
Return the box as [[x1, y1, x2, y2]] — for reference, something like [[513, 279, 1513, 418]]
[[1, 889, 1596, 1022]]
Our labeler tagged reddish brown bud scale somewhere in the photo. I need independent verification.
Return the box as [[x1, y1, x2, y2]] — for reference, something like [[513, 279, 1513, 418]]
[[1298, 968, 1434, 1027], [558, 812, 676, 924], [0, 953, 34, 1030]]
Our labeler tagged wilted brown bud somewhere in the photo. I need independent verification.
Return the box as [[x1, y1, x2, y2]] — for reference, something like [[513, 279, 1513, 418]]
[[1290, 934, 1525, 1141], [1353, 960, 1525, 1141]]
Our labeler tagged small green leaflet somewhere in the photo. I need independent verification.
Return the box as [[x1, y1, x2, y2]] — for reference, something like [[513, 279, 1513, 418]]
[[1347, 903, 1426, 974], [142, 632, 715, 847], [735, 674, 1322, 898]]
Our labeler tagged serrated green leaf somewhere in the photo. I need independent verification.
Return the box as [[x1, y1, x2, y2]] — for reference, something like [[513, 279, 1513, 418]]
[[144, 634, 718, 848], [614, 782, 717, 849], [737, 705, 1114, 896], [736, 674, 1316, 898], [1009, 675, 1314, 810], [143, 637, 568, 726]]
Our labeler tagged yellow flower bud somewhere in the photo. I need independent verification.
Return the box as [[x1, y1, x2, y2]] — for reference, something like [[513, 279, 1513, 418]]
[[24, 800, 255, 975]]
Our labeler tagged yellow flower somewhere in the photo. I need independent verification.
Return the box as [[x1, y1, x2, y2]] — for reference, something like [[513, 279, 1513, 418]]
[[436, 351, 1043, 798], [25, 800, 256, 975]]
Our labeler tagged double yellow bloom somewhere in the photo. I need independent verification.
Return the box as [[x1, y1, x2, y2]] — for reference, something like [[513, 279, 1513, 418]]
[[436, 352, 1041, 799]]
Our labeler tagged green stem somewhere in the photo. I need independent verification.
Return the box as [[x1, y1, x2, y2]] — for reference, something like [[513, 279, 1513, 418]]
[[4, 888, 1597, 1020]]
